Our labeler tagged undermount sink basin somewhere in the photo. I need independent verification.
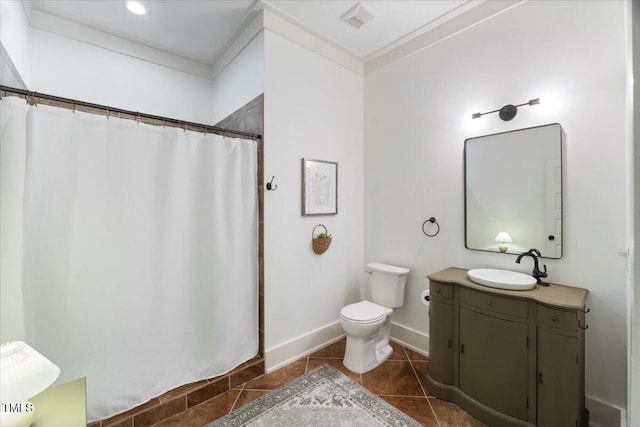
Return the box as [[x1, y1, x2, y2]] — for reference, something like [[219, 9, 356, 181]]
[[467, 268, 537, 291]]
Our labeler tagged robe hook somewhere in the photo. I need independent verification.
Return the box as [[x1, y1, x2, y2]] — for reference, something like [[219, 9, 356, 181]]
[[266, 176, 278, 191]]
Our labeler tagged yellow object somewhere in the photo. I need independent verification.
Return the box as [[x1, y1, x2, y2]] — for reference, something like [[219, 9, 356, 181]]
[[30, 378, 87, 427]]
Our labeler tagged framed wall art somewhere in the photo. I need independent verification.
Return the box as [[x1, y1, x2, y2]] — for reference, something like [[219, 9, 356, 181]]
[[302, 158, 338, 216]]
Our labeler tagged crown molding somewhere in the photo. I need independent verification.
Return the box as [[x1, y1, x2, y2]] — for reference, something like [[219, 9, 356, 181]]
[[253, 1, 522, 76], [27, 8, 213, 79], [365, 0, 523, 74], [212, 11, 265, 80], [365, 0, 484, 64], [19, 0, 524, 82], [260, 2, 365, 76]]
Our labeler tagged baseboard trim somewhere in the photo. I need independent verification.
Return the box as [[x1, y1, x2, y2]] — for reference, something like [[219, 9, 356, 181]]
[[586, 395, 626, 427], [265, 321, 345, 373], [390, 321, 429, 356], [265, 320, 430, 374]]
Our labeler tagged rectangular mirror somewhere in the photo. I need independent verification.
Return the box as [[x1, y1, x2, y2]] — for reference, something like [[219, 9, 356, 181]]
[[464, 123, 564, 258]]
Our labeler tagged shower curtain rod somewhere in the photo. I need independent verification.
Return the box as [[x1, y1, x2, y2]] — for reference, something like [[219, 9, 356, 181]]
[[0, 85, 262, 141]]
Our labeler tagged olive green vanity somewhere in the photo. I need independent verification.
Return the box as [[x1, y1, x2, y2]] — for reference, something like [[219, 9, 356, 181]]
[[426, 267, 589, 427]]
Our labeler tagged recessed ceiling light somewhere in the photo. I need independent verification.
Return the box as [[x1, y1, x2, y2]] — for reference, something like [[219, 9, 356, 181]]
[[125, 1, 146, 15]]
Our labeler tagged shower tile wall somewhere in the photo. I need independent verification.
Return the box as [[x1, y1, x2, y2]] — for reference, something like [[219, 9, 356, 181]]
[[215, 94, 264, 137], [87, 357, 264, 427]]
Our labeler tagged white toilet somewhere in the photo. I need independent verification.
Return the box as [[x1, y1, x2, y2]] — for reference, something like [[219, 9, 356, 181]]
[[339, 262, 410, 374]]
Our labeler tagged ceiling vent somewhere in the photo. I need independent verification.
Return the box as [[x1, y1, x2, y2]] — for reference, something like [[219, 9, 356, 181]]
[[340, 2, 376, 29]]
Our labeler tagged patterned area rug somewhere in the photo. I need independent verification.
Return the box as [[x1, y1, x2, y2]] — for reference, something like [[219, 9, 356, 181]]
[[207, 364, 422, 426]]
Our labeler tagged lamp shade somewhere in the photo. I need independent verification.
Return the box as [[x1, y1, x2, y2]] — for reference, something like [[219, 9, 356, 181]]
[[1, 341, 60, 403], [494, 232, 513, 243]]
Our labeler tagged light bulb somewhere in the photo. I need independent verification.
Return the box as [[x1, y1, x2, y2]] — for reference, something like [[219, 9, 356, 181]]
[[126, 1, 146, 15]]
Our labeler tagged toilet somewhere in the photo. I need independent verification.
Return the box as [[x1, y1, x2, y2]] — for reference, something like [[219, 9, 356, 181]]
[[339, 262, 410, 374]]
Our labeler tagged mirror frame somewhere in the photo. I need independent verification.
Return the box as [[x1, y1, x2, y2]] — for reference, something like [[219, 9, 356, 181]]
[[463, 123, 564, 259]]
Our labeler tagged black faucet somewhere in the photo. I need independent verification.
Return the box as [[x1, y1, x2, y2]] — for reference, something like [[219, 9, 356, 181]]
[[515, 248, 549, 286]]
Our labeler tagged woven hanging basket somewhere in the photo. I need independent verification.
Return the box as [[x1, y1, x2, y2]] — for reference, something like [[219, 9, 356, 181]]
[[312, 224, 332, 255]]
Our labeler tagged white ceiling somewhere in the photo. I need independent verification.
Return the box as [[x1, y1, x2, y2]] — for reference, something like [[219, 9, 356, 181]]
[[264, 0, 468, 59], [25, 0, 477, 68], [26, 0, 260, 65]]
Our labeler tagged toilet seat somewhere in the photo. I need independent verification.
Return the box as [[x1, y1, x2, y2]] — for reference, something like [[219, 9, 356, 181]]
[[340, 301, 387, 324]]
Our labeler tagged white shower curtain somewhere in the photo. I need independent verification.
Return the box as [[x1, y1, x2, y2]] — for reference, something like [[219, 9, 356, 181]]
[[1, 97, 258, 421]]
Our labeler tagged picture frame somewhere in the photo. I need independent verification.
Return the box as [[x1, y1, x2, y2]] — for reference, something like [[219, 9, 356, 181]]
[[302, 158, 338, 216]]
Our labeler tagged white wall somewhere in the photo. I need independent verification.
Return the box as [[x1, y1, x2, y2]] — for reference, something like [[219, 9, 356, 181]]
[[364, 0, 628, 412], [1, 44, 26, 89], [211, 31, 264, 124], [0, 2, 215, 123], [0, 0, 30, 86], [263, 29, 364, 370], [28, 28, 214, 124], [629, 0, 639, 424]]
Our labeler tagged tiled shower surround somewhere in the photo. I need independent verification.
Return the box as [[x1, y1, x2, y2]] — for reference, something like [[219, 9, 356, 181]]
[[87, 357, 265, 427]]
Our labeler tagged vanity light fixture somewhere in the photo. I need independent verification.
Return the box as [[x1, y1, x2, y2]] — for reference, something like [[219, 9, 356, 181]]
[[125, 1, 146, 15], [495, 231, 513, 253], [472, 98, 540, 121]]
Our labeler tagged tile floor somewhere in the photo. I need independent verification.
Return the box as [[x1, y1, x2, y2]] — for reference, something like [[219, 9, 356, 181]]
[[154, 339, 486, 426]]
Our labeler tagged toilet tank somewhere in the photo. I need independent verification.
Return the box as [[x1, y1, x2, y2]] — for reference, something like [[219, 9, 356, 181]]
[[368, 263, 410, 308]]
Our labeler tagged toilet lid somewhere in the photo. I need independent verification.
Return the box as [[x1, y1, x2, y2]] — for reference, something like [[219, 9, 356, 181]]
[[341, 301, 386, 323]]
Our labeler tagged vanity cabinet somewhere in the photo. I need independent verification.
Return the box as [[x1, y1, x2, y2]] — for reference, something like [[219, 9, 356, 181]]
[[459, 305, 529, 420], [536, 305, 585, 427], [428, 283, 454, 385], [426, 267, 589, 427]]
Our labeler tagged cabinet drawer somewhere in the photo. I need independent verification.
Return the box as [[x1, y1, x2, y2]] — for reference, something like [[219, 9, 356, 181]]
[[537, 304, 577, 331], [460, 288, 528, 318], [430, 281, 454, 299]]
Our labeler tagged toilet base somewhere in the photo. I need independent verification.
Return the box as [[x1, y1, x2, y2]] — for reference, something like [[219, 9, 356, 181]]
[[342, 317, 393, 374]]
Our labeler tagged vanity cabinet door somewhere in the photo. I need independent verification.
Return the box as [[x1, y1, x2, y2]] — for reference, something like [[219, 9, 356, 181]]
[[459, 307, 529, 421], [429, 298, 454, 385], [537, 326, 579, 427]]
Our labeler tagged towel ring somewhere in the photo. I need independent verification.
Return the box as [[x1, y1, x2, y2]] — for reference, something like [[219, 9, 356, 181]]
[[422, 217, 440, 237]]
